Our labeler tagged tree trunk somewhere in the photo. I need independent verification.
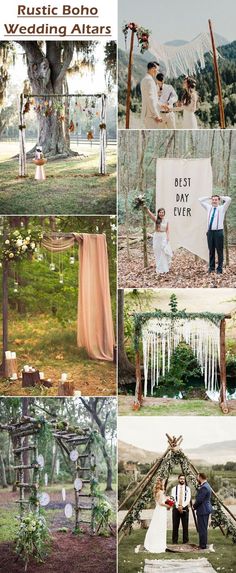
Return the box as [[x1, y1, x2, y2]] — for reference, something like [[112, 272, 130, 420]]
[[137, 130, 149, 267], [0, 453, 8, 488], [22, 399, 30, 483], [17, 41, 77, 157], [118, 289, 135, 377]]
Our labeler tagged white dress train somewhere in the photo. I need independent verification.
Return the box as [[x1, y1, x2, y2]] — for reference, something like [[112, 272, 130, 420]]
[[144, 492, 167, 553], [153, 220, 172, 274], [182, 92, 198, 129]]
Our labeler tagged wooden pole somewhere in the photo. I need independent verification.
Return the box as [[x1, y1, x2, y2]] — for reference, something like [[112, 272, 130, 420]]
[[208, 19, 225, 129], [134, 350, 142, 404], [219, 319, 228, 414], [125, 29, 135, 129], [1, 258, 9, 377]]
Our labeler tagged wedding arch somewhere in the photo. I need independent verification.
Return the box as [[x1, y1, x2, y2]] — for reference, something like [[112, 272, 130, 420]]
[[1, 231, 115, 379], [118, 434, 236, 544], [19, 92, 107, 176], [0, 411, 114, 569], [133, 309, 231, 413], [122, 19, 225, 129]]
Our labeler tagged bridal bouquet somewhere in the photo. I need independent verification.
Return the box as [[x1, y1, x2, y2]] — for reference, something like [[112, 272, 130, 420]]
[[165, 497, 175, 508], [134, 195, 145, 210]]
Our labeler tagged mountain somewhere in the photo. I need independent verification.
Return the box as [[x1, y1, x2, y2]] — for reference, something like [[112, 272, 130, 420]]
[[119, 440, 236, 466], [165, 34, 229, 48]]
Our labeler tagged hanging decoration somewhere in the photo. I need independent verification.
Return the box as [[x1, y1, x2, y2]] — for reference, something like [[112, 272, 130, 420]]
[[142, 316, 220, 396], [122, 22, 151, 53], [149, 32, 219, 78]]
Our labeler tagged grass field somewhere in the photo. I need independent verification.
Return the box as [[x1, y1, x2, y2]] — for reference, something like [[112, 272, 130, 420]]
[[118, 528, 236, 573], [0, 314, 116, 396], [0, 144, 116, 214], [118, 396, 236, 416]]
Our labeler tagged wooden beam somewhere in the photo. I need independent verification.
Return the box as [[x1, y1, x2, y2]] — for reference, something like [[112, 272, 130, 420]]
[[134, 350, 142, 404], [125, 29, 135, 129], [208, 19, 225, 129], [219, 318, 228, 414]]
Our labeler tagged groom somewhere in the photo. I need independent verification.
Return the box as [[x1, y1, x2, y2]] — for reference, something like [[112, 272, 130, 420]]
[[141, 62, 163, 128], [199, 194, 231, 274], [171, 474, 191, 544], [193, 473, 213, 549]]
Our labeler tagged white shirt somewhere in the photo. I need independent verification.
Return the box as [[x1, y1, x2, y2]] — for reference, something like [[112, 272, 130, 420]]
[[157, 83, 178, 109], [199, 196, 231, 230], [171, 484, 191, 508]]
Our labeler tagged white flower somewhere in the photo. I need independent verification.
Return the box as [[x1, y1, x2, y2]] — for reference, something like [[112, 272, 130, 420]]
[[21, 245, 27, 252], [5, 239, 10, 244], [13, 230, 20, 236], [16, 239, 23, 247], [30, 242, 35, 249], [25, 237, 30, 243], [9, 253, 14, 258]]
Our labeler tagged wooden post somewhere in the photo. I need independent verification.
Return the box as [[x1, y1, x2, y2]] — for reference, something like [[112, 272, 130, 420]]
[[99, 94, 106, 175], [0, 258, 9, 377], [134, 349, 142, 404], [219, 319, 228, 414], [208, 19, 225, 129], [125, 29, 135, 129], [19, 93, 27, 177]]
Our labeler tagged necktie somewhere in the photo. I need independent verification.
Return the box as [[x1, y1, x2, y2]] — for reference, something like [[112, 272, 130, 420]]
[[179, 486, 183, 506], [209, 207, 216, 230]]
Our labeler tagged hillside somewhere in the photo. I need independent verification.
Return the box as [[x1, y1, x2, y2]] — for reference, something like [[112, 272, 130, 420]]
[[119, 440, 236, 466]]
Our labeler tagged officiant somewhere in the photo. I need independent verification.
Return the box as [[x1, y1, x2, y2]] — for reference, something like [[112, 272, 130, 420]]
[[171, 474, 191, 544], [156, 72, 178, 129]]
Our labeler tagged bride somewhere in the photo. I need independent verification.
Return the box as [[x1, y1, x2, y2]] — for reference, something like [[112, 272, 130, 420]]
[[181, 76, 198, 129], [145, 205, 172, 274], [144, 478, 169, 553]]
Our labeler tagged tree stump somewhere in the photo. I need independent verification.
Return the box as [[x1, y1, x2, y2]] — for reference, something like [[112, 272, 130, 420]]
[[22, 370, 40, 387], [58, 380, 74, 396], [5, 357, 18, 378]]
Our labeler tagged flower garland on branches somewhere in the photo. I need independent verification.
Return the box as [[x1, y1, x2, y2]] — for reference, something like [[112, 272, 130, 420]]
[[1, 228, 43, 262], [122, 22, 151, 54]]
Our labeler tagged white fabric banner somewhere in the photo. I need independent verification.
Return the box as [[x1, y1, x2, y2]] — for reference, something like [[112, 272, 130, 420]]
[[156, 158, 212, 261]]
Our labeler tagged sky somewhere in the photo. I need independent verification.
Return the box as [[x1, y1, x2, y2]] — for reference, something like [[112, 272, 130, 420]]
[[118, 417, 236, 452], [8, 41, 111, 97], [118, 0, 236, 46]]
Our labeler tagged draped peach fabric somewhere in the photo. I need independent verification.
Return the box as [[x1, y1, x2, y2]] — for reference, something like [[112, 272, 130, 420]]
[[42, 233, 114, 361], [74, 233, 115, 361]]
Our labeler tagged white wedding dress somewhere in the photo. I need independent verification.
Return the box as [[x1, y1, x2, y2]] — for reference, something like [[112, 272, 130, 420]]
[[144, 492, 167, 553], [153, 220, 172, 274], [182, 92, 198, 129]]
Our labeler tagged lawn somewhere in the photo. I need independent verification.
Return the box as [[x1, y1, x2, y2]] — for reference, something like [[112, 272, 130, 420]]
[[118, 528, 236, 573], [118, 396, 236, 416], [0, 145, 116, 214], [0, 314, 116, 396]]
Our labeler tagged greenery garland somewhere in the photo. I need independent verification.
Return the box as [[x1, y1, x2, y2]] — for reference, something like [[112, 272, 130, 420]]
[[122, 449, 236, 544], [1, 228, 43, 262], [133, 311, 225, 351]]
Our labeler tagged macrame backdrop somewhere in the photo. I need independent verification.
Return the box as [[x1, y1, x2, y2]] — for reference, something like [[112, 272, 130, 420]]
[[142, 317, 220, 397], [42, 233, 114, 361], [149, 32, 217, 78]]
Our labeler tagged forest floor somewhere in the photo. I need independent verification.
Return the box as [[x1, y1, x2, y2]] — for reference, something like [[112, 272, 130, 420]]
[[118, 396, 236, 416], [118, 528, 236, 573], [0, 144, 116, 215], [0, 485, 116, 572], [0, 315, 116, 396], [118, 240, 236, 288]]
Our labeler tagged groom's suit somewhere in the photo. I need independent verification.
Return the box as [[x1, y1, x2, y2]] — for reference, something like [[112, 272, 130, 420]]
[[141, 74, 161, 128], [193, 481, 212, 548]]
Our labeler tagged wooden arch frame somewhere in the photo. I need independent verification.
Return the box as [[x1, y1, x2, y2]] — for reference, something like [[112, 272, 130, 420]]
[[19, 92, 107, 177], [133, 311, 231, 414]]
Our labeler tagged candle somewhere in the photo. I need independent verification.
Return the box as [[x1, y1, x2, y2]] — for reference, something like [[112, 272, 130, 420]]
[[61, 373, 67, 382], [11, 352, 16, 359], [39, 372, 44, 380], [74, 390, 81, 397], [24, 365, 29, 372], [5, 351, 11, 359]]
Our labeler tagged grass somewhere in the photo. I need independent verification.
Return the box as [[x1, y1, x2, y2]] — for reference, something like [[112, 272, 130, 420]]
[[118, 528, 236, 573], [0, 507, 17, 542], [118, 397, 236, 416], [0, 314, 116, 396], [0, 146, 116, 214]]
